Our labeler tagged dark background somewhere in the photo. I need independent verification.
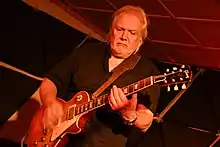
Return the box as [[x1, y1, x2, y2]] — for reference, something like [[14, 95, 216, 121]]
[[0, 1, 219, 147]]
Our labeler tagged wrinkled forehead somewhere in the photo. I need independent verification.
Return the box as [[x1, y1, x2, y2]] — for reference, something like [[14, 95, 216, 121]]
[[113, 10, 145, 25], [112, 12, 145, 32]]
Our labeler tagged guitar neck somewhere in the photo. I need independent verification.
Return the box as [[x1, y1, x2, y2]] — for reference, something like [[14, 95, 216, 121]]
[[68, 66, 192, 119], [73, 76, 153, 116]]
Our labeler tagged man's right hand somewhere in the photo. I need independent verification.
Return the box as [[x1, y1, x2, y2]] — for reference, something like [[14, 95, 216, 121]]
[[41, 100, 64, 129]]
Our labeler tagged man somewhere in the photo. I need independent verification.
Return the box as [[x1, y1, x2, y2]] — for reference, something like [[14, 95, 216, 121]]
[[40, 5, 160, 147]]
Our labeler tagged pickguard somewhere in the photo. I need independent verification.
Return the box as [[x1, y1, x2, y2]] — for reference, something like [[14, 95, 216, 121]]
[[51, 117, 77, 141]]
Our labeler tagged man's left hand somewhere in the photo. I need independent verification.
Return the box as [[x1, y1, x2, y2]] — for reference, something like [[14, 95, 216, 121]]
[[109, 85, 137, 119]]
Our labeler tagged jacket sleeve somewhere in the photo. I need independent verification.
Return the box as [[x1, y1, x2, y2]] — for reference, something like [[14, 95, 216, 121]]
[[138, 60, 161, 114], [44, 47, 80, 98]]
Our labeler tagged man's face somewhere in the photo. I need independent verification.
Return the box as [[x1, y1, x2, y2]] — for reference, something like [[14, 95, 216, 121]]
[[110, 12, 143, 58]]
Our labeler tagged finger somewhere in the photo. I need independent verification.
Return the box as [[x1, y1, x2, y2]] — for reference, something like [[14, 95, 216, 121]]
[[109, 88, 117, 110], [118, 88, 128, 105], [51, 110, 60, 125], [41, 114, 47, 128], [112, 85, 123, 105], [57, 106, 64, 124], [42, 114, 54, 129], [130, 93, 137, 102], [45, 107, 58, 127], [127, 94, 137, 110], [58, 103, 64, 115], [46, 121, 55, 129], [54, 104, 63, 119], [109, 100, 113, 109]]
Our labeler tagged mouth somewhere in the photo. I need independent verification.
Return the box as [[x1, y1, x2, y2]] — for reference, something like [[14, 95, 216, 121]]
[[117, 42, 128, 47]]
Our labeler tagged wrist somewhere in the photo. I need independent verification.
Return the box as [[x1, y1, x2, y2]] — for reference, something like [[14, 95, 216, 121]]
[[133, 109, 154, 130], [43, 99, 56, 107], [122, 111, 137, 125]]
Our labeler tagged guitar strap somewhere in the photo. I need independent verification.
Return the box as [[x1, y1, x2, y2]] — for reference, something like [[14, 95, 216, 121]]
[[91, 52, 141, 99]]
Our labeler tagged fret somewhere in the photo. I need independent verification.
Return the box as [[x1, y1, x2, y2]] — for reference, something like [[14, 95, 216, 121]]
[[89, 101, 93, 109], [100, 95, 105, 105], [144, 78, 147, 86], [73, 103, 88, 116], [104, 95, 109, 104], [134, 82, 138, 90], [80, 105, 84, 113], [120, 77, 152, 96], [128, 85, 134, 93], [76, 106, 80, 115], [99, 97, 105, 106], [93, 99, 97, 108], [139, 79, 145, 89], [105, 95, 108, 104], [69, 77, 154, 120], [100, 96, 104, 105], [97, 98, 101, 105], [144, 77, 151, 87], [123, 86, 128, 94], [84, 103, 88, 111], [68, 107, 74, 120]]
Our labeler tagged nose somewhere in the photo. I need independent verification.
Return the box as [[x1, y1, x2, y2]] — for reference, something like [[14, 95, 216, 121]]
[[120, 30, 128, 41]]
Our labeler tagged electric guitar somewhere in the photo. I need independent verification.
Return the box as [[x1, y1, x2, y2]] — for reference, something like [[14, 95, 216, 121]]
[[26, 65, 192, 147]]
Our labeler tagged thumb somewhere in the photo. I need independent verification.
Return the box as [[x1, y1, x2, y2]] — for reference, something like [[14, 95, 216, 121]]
[[129, 93, 137, 105]]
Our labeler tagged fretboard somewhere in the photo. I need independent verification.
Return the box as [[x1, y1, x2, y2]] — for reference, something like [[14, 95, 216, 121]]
[[67, 76, 153, 120]]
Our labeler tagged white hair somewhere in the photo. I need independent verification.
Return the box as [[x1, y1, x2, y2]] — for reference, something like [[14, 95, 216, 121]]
[[110, 5, 149, 40]]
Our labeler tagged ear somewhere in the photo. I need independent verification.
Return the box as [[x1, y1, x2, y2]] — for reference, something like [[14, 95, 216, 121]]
[[138, 37, 143, 48], [107, 28, 113, 41], [134, 38, 143, 54]]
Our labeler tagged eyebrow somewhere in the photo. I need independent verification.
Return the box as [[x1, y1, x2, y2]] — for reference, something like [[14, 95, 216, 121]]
[[116, 26, 137, 32]]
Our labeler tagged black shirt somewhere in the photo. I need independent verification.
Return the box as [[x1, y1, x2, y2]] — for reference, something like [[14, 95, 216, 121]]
[[45, 42, 160, 133]]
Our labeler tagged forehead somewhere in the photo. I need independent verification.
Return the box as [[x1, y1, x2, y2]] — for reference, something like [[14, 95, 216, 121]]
[[113, 13, 142, 31]]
